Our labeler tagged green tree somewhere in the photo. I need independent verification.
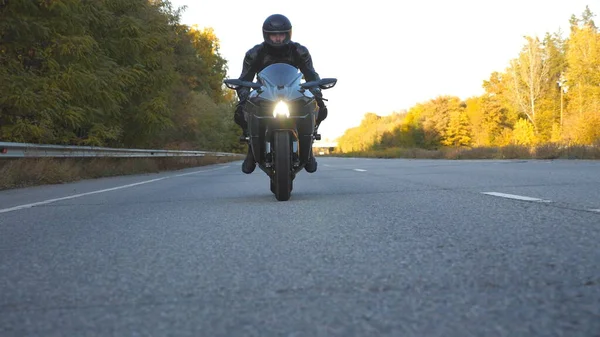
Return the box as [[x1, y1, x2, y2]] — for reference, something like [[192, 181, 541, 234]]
[[0, 0, 240, 152], [186, 26, 228, 102], [1, 0, 125, 144]]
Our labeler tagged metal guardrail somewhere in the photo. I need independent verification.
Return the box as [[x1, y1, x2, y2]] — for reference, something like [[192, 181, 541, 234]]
[[0, 142, 241, 158]]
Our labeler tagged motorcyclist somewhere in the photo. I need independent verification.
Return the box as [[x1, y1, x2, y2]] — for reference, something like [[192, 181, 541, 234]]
[[234, 14, 328, 174]]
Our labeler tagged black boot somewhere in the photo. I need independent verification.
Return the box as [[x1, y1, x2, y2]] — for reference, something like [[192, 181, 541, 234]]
[[242, 146, 256, 174], [305, 154, 317, 173]]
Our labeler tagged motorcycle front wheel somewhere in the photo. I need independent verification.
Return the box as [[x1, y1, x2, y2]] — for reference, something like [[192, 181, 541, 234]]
[[273, 131, 292, 201]]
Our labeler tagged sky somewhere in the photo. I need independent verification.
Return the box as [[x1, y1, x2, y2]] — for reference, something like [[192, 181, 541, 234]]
[[169, 0, 598, 141]]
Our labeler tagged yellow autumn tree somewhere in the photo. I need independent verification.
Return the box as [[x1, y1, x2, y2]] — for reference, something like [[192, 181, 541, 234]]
[[563, 7, 600, 144]]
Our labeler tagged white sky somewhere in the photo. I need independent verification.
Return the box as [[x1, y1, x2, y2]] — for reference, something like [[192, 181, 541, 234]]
[[170, 0, 598, 140]]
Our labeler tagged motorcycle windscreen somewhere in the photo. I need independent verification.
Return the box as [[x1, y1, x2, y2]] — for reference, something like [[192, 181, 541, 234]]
[[257, 63, 302, 88]]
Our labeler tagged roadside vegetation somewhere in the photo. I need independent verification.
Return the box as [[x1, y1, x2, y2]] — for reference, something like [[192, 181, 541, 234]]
[[1, 0, 244, 152], [335, 7, 600, 160], [1, 0, 246, 189], [0, 155, 243, 190], [332, 144, 600, 160]]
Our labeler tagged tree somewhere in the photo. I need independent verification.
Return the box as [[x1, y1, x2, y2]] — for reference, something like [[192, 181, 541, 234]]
[[186, 26, 228, 102], [508, 36, 550, 135], [443, 106, 472, 147], [563, 6, 600, 144], [537, 31, 567, 141], [512, 118, 537, 145], [0, 0, 240, 151]]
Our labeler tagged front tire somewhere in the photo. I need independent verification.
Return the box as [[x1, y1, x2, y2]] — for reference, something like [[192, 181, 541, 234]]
[[271, 178, 292, 194], [273, 131, 292, 201]]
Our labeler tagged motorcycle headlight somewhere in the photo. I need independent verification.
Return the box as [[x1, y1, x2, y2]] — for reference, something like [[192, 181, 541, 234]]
[[273, 101, 290, 118]]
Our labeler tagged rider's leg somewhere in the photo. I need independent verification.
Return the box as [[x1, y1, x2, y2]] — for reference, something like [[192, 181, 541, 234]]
[[234, 103, 256, 174]]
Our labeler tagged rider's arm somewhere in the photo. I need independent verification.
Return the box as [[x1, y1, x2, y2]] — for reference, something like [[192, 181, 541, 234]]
[[294, 44, 321, 82], [237, 45, 261, 101], [294, 44, 325, 102]]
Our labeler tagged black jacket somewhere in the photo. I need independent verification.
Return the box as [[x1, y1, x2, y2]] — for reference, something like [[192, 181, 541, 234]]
[[236, 42, 321, 102]]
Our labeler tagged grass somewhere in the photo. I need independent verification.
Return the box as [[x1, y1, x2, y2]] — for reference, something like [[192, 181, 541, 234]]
[[0, 155, 243, 191], [330, 144, 600, 160]]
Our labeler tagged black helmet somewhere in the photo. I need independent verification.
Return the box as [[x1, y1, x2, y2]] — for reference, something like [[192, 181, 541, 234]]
[[262, 14, 292, 48]]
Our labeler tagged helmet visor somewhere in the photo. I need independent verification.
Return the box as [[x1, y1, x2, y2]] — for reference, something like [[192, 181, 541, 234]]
[[266, 32, 289, 45], [263, 30, 291, 47]]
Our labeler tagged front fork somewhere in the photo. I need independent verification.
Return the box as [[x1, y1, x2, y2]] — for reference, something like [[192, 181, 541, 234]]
[[265, 138, 300, 168]]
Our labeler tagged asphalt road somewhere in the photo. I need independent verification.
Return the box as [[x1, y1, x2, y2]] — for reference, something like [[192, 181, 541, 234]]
[[1, 157, 599, 337]]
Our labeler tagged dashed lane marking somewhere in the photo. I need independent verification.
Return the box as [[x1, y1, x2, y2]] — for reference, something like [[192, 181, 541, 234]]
[[481, 192, 552, 203]]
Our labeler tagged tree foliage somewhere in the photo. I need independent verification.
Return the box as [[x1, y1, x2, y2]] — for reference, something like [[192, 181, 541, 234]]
[[0, 0, 241, 152], [338, 6, 600, 152]]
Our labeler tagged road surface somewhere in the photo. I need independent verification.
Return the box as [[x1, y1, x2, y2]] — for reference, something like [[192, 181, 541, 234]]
[[1, 158, 599, 336]]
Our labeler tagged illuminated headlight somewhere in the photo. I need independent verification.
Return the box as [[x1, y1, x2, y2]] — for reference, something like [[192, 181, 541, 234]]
[[273, 101, 290, 118]]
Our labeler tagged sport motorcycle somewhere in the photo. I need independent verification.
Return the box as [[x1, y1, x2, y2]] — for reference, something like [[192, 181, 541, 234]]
[[224, 63, 337, 201]]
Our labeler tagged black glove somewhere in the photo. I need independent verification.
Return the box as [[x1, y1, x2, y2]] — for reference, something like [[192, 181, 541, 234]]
[[310, 88, 327, 110], [310, 87, 323, 99], [236, 87, 250, 102], [234, 104, 247, 130]]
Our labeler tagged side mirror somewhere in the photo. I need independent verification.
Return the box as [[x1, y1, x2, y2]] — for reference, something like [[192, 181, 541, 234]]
[[223, 79, 262, 90], [318, 78, 337, 89], [300, 78, 337, 90]]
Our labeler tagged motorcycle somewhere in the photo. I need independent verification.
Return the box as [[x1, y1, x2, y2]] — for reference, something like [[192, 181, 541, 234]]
[[223, 63, 337, 201]]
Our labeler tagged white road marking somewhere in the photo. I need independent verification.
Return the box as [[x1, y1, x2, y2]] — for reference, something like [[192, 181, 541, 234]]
[[481, 192, 551, 203], [354, 169, 367, 172], [588, 209, 600, 213], [173, 166, 229, 177], [0, 166, 229, 214]]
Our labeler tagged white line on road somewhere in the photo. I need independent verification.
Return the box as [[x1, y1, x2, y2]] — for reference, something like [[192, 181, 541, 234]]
[[173, 166, 229, 177], [588, 209, 600, 213], [0, 166, 230, 214], [354, 169, 367, 172], [481, 192, 552, 203]]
